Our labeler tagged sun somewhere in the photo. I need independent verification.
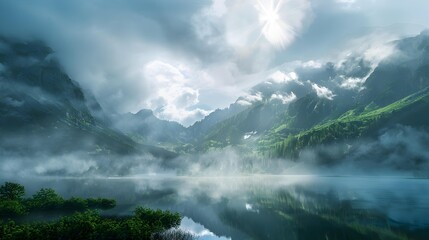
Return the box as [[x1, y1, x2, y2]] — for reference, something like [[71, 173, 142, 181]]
[[256, 0, 290, 48]]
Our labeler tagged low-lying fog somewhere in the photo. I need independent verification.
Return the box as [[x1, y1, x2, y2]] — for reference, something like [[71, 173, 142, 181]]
[[2, 125, 428, 178], [1, 125, 429, 239], [1, 175, 428, 239]]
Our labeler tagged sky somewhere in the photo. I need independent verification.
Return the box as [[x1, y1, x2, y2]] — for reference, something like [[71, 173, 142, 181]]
[[1, 0, 429, 126]]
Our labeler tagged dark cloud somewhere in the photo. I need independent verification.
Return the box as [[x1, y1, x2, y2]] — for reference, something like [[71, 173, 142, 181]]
[[0, 0, 224, 115]]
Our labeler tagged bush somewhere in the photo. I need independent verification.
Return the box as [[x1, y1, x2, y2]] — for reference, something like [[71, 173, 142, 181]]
[[0, 208, 184, 240], [28, 188, 64, 210], [0, 182, 185, 239], [63, 197, 89, 211], [0, 200, 27, 217], [0, 182, 25, 201], [134, 207, 181, 230], [87, 198, 116, 210]]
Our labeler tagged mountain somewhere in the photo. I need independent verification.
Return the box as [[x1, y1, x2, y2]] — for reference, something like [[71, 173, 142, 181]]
[[3, 32, 429, 166], [270, 87, 429, 158], [113, 109, 187, 148], [262, 31, 429, 158], [172, 31, 429, 159], [198, 100, 288, 150], [0, 37, 175, 158], [187, 102, 248, 139]]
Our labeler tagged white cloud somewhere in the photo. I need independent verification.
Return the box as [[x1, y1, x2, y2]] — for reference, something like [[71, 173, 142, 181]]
[[192, 0, 228, 45], [236, 99, 253, 106], [338, 66, 374, 91], [340, 77, 366, 90], [246, 92, 263, 102], [143, 60, 211, 126], [243, 131, 257, 140], [363, 42, 395, 67], [311, 83, 336, 100], [340, 32, 397, 69], [270, 92, 297, 104], [236, 91, 263, 106], [302, 60, 323, 69], [269, 71, 301, 84], [208, 0, 227, 17]]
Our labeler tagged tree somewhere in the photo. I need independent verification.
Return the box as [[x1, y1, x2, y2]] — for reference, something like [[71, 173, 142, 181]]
[[0, 182, 25, 201], [0, 200, 27, 217], [29, 188, 64, 210]]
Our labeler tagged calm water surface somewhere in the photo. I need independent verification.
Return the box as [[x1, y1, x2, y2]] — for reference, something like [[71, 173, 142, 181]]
[[3, 175, 429, 239]]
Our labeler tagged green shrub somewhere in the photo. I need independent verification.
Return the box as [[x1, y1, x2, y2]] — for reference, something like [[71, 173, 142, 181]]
[[63, 197, 89, 211], [0, 182, 25, 201], [0, 200, 27, 217], [27, 188, 64, 210]]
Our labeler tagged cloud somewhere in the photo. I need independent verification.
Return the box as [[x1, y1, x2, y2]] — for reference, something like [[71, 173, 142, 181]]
[[270, 92, 297, 104], [34, 155, 97, 175], [301, 60, 323, 69], [1, 0, 428, 126], [339, 77, 366, 90], [335, 0, 357, 9], [0, 0, 229, 118], [311, 83, 336, 100], [269, 71, 301, 84], [0, 0, 313, 125], [236, 92, 263, 106], [357, 125, 429, 172], [340, 32, 397, 69], [143, 60, 211, 126]]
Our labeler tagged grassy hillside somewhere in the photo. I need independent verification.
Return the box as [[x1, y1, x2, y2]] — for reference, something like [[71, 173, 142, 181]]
[[198, 101, 290, 151], [267, 87, 429, 158]]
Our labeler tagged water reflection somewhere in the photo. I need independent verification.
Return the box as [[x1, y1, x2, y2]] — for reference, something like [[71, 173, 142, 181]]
[[2, 175, 428, 239], [180, 217, 231, 240]]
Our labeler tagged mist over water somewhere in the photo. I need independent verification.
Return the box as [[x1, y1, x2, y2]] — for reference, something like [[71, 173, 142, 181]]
[[2, 120, 428, 238], [1, 174, 428, 239]]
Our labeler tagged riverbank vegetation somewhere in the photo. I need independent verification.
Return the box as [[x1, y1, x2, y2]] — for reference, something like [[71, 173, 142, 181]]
[[0, 182, 194, 240]]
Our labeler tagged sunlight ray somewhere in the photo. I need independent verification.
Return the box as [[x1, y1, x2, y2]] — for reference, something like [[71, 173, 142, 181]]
[[256, 0, 289, 48]]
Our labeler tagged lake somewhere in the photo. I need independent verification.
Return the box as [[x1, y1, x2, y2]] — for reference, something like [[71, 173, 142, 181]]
[[2, 175, 429, 239]]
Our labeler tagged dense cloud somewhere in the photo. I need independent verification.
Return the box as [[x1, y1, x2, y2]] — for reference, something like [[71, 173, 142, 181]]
[[1, 0, 428, 125]]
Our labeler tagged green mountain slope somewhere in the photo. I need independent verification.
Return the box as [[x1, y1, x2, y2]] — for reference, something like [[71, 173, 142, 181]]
[[186, 32, 429, 161], [268, 87, 429, 158], [199, 100, 290, 151]]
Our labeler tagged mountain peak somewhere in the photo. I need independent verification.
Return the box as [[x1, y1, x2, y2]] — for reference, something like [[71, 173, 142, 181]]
[[135, 109, 154, 118]]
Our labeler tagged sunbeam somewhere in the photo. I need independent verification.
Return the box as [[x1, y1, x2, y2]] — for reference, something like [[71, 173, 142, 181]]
[[256, 0, 292, 48]]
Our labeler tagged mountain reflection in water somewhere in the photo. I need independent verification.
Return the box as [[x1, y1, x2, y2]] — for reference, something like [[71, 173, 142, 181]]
[[2, 175, 428, 240]]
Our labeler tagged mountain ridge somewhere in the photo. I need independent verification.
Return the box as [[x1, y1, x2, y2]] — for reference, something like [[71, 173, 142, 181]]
[[2, 32, 429, 168]]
